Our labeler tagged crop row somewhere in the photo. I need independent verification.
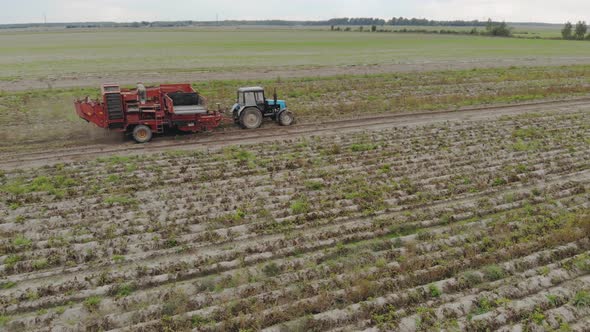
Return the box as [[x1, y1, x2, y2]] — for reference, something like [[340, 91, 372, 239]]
[[0, 109, 589, 330]]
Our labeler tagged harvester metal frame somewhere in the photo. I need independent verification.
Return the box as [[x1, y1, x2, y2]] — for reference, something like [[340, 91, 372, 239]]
[[75, 83, 225, 143]]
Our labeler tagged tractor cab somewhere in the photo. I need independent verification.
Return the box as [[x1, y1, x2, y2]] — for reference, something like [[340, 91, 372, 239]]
[[232, 87, 294, 129], [237, 87, 266, 109]]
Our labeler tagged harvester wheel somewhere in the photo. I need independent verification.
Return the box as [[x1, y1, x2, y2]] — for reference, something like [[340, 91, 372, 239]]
[[132, 125, 152, 143], [278, 110, 295, 126], [239, 108, 263, 129]]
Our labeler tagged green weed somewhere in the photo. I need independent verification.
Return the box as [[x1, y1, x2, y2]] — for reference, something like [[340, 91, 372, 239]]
[[290, 198, 309, 214], [350, 143, 378, 152], [473, 297, 494, 315], [428, 284, 442, 298], [32, 259, 48, 270], [304, 180, 324, 191], [83, 296, 102, 312], [114, 283, 135, 298], [512, 127, 543, 139], [4, 255, 22, 269], [191, 314, 214, 328], [483, 265, 505, 281], [0, 281, 16, 289], [0, 315, 9, 327], [262, 262, 281, 277], [572, 290, 590, 308], [1, 175, 78, 198], [372, 304, 399, 329], [112, 255, 125, 263], [512, 139, 541, 152], [13, 235, 32, 249], [529, 307, 545, 324]]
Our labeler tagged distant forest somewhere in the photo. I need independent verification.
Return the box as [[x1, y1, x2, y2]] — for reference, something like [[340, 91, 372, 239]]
[[0, 17, 554, 29]]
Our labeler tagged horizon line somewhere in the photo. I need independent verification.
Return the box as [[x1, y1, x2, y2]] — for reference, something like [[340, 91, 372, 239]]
[[0, 18, 567, 27]]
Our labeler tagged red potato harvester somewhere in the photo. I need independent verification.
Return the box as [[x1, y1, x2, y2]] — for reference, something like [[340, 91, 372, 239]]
[[75, 83, 295, 143]]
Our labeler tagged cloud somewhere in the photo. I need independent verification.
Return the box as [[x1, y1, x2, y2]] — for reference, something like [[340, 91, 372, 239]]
[[52, 0, 159, 22], [418, 0, 590, 22], [0, 0, 588, 24]]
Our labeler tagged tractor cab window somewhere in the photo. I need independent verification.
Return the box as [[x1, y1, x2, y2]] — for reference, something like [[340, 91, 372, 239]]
[[254, 91, 264, 103], [244, 92, 256, 106]]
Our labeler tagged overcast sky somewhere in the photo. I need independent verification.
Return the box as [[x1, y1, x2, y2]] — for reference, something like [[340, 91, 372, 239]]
[[1, 0, 589, 24]]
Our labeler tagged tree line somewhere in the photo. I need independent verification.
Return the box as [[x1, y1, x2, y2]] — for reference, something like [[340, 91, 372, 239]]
[[327, 17, 493, 27], [389, 17, 488, 26], [561, 21, 590, 40], [2, 17, 512, 30], [331, 19, 512, 37]]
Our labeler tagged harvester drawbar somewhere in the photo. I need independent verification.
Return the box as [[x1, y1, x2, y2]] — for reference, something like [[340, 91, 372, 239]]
[[75, 83, 294, 143]]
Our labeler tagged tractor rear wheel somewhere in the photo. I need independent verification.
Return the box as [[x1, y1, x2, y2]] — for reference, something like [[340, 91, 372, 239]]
[[132, 125, 153, 143], [278, 110, 295, 126], [239, 108, 263, 129]]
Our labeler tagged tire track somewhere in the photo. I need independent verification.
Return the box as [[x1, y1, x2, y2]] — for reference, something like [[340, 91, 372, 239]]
[[2, 97, 590, 170]]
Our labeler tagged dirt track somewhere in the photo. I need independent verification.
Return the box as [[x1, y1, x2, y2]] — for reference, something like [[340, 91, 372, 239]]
[[2, 97, 590, 170], [3, 57, 590, 91]]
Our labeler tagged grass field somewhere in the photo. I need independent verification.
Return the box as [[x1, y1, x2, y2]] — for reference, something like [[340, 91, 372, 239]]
[[1, 28, 589, 82]]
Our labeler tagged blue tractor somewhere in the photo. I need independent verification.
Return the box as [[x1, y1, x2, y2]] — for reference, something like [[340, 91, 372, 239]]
[[231, 87, 295, 129]]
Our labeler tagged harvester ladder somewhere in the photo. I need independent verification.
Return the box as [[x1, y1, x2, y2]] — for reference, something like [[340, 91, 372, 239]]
[[155, 113, 164, 134], [105, 93, 124, 120]]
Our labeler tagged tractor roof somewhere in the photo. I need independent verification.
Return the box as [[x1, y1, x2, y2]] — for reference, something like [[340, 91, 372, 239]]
[[238, 86, 264, 93]]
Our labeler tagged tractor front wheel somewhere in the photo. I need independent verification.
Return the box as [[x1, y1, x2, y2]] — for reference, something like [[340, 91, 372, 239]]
[[277, 110, 295, 126], [239, 108, 263, 129], [132, 125, 153, 143]]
